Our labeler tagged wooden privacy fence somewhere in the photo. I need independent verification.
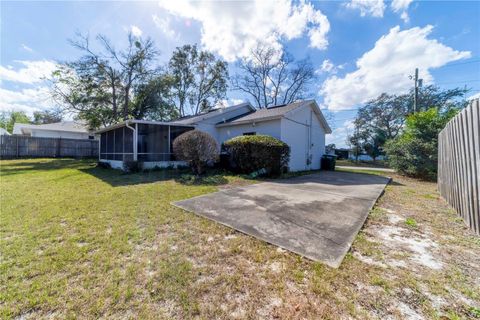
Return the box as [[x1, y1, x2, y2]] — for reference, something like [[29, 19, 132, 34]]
[[438, 99, 480, 235], [0, 135, 98, 159]]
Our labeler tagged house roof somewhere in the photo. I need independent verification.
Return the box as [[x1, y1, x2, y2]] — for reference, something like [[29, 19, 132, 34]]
[[216, 100, 332, 133], [13, 121, 91, 135], [172, 102, 255, 125], [219, 101, 306, 124], [0, 128, 10, 135], [94, 100, 332, 134]]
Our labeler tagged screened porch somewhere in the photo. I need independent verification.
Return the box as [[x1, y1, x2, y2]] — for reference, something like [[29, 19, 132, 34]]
[[98, 121, 194, 166]]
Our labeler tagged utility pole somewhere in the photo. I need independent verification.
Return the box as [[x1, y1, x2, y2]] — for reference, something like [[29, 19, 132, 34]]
[[410, 68, 423, 113]]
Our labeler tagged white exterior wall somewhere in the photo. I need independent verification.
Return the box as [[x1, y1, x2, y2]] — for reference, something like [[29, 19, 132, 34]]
[[30, 129, 93, 140], [216, 120, 282, 145], [191, 104, 255, 143], [280, 105, 326, 171], [99, 159, 188, 170]]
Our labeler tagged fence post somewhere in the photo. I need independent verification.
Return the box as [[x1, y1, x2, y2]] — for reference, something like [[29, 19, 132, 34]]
[[16, 135, 19, 158]]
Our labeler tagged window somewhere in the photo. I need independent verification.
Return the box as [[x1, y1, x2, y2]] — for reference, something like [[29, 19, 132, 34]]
[[243, 132, 256, 136]]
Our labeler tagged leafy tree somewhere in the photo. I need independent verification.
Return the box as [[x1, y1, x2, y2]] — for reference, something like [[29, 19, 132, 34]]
[[385, 107, 458, 180], [130, 74, 179, 121], [168, 44, 229, 116], [33, 108, 63, 124], [173, 130, 219, 175], [50, 32, 161, 128], [351, 85, 468, 162], [0, 111, 31, 133], [325, 143, 336, 154], [232, 45, 315, 108]]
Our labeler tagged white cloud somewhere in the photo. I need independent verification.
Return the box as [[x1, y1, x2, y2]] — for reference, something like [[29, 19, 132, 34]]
[[130, 25, 143, 37], [0, 60, 57, 84], [326, 119, 355, 147], [152, 14, 177, 39], [21, 44, 34, 52], [321, 25, 471, 111], [391, 0, 413, 23], [158, 0, 330, 61], [0, 86, 54, 114], [216, 98, 245, 108], [346, 0, 385, 18], [317, 59, 337, 74]]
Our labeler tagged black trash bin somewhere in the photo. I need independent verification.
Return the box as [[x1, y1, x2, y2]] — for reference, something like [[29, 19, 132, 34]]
[[321, 155, 337, 171]]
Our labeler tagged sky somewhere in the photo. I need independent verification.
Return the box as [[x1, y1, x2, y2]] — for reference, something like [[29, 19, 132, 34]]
[[1, 0, 479, 147]]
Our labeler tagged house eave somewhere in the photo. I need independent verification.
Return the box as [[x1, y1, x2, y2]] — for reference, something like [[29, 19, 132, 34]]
[[215, 115, 283, 128], [94, 120, 195, 134]]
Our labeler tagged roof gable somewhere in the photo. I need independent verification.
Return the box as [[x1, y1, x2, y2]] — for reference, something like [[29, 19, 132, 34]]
[[215, 100, 332, 133]]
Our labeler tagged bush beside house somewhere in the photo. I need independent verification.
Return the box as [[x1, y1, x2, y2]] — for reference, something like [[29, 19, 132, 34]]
[[173, 130, 219, 175], [223, 135, 290, 176]]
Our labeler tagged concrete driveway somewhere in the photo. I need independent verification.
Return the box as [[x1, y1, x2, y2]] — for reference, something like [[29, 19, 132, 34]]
[[173, 171, 390, 268]]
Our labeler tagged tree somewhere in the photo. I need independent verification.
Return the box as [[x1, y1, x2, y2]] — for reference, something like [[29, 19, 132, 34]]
[[33, 108, 63, 124], [385, 107, 458, 180], [0, 111, 31, 133], [130, 74, 179, 121], [325, 143, 336, 155], [50, 32, 162, 128], [347, 119, 367, 163], [173, 130, 219, 175], [351, 86, 468, 161], [168, 44, 229, 116], [232, 45, 315, 108]]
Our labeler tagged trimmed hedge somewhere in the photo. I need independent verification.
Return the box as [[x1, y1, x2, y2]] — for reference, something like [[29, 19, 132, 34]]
[[223, 135, 290, 176]]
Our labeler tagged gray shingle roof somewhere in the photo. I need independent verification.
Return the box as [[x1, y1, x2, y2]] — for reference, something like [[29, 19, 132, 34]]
[[222, 100, 309, 124], [172, 103, 252, 125]]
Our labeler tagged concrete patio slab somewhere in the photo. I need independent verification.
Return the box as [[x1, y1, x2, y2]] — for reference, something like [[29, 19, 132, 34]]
[[173, 171, 390, 268]]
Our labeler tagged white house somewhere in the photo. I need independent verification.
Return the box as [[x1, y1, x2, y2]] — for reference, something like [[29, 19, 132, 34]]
[[95, 100, 332, 171], [12, 121, 96, 140], [0, 128, 10, 136]]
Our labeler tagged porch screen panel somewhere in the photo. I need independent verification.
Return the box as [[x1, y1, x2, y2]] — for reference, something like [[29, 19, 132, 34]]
[[100, 132, 107, 159], [114, 127, 124, 160], [137, 124, 169, 161], [169, 126, 194, 160], [124, 127, 133, 153], [106, 130, 114, 160]]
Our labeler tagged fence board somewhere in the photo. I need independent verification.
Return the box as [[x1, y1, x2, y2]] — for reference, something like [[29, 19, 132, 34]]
[[438, 99, 480, 235], [0, 135, 98, 159]]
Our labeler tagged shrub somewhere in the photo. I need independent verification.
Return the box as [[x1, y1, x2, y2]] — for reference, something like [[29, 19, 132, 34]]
[[97, 161, 111, 169], [223, 135, 290, 176], [384, 107, 458, 180], [173, 130, 219, 175], [123, 160, 143, 173]]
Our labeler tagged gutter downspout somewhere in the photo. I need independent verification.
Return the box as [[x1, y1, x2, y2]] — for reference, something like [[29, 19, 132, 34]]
[[125, 120, 137, 161]]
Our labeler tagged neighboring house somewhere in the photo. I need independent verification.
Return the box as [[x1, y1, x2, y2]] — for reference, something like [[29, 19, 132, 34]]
[[95, 100, 332, 171], [0, 128, 10, 136], [12, 121, 96, 140]]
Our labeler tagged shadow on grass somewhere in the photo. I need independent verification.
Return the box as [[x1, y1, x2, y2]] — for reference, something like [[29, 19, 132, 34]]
[[0, 158, 94, 177], [80, 165, 234, 187]]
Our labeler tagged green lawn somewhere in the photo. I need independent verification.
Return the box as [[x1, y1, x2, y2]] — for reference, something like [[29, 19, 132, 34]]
[[1, 159, 478, 319]]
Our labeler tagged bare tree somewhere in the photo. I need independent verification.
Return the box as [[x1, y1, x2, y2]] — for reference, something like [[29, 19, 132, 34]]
[[232, 45, 316, 108], [50, 32, 160, 128]]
